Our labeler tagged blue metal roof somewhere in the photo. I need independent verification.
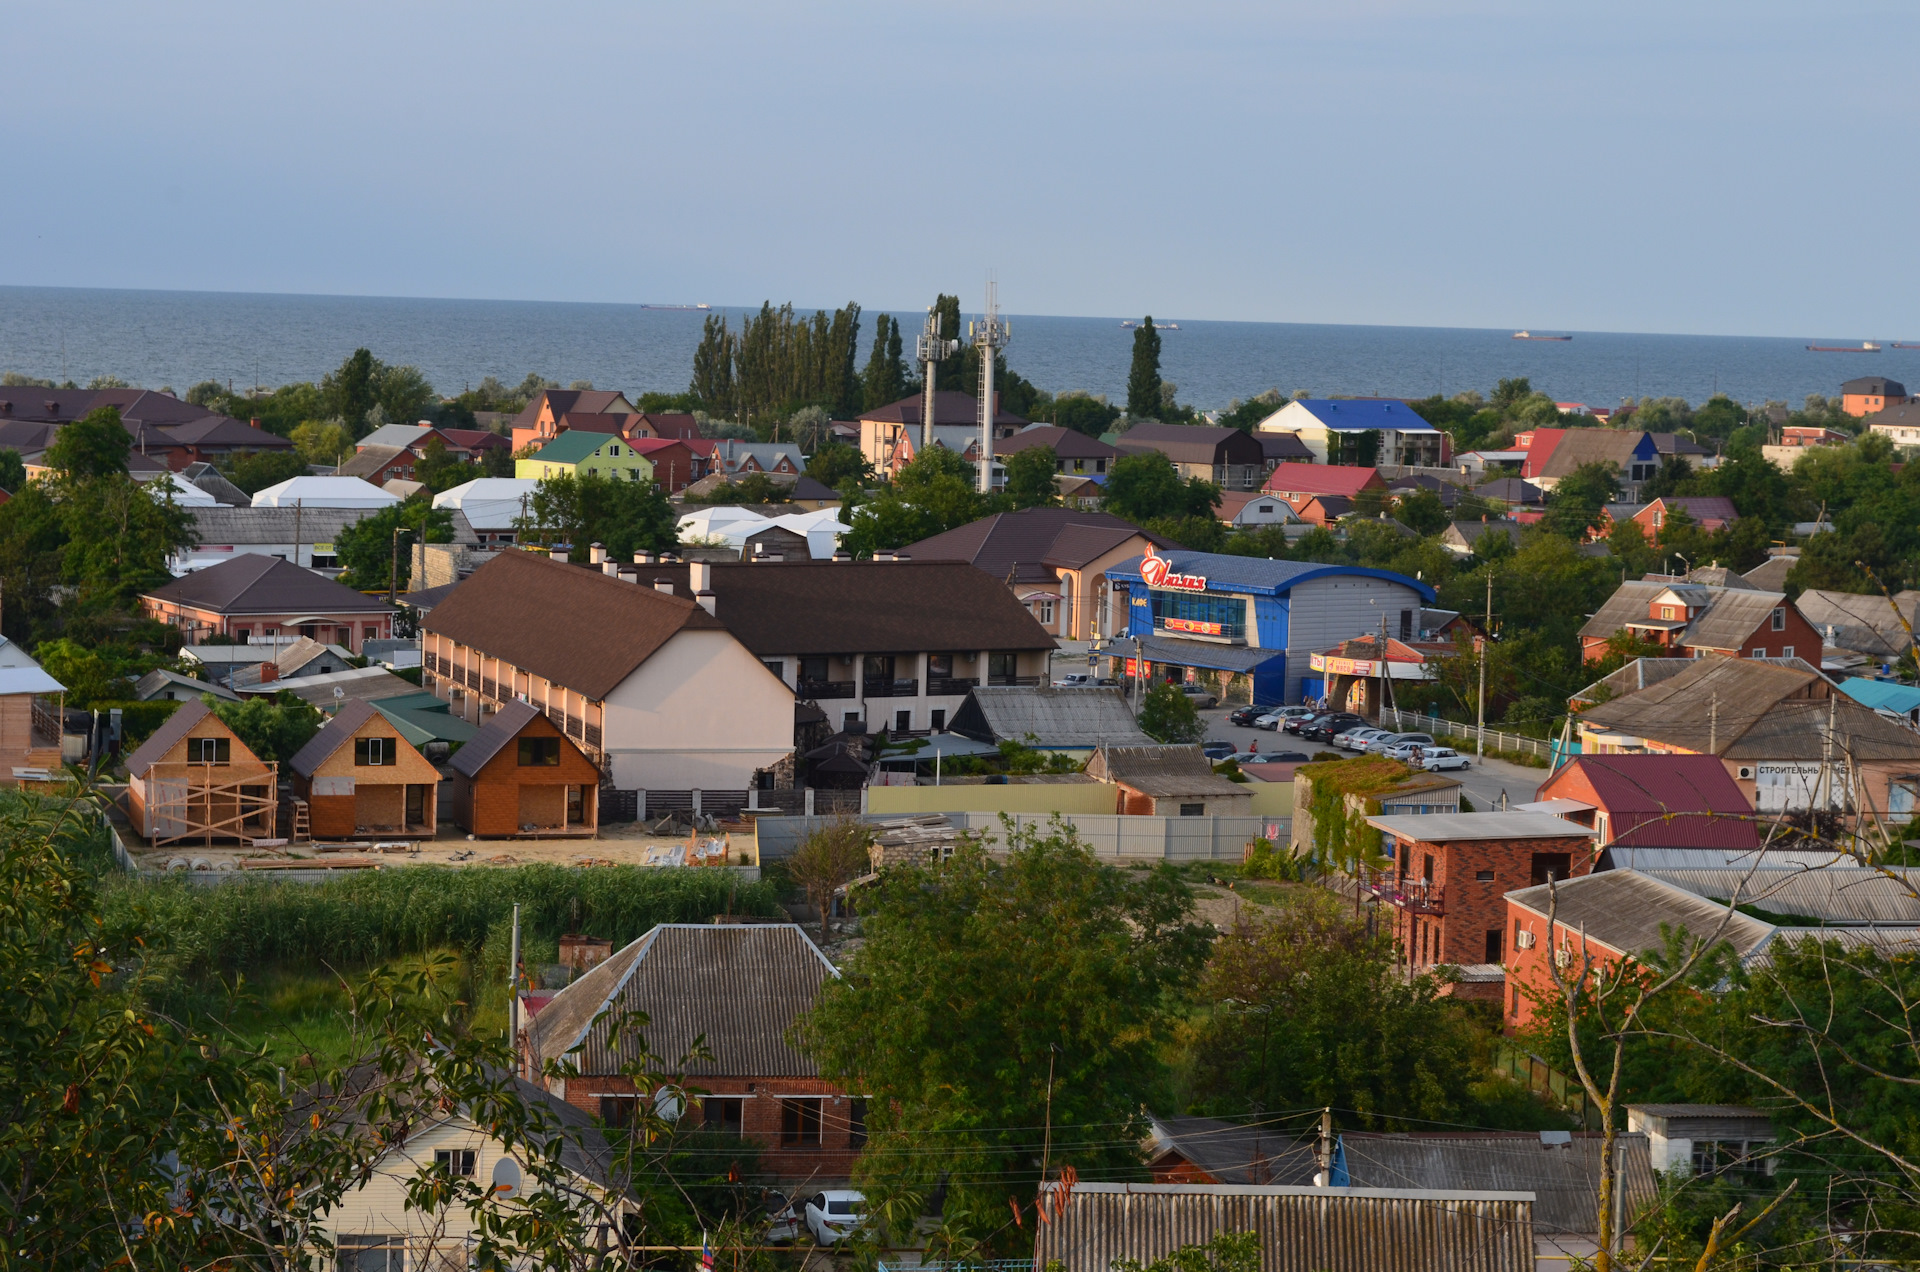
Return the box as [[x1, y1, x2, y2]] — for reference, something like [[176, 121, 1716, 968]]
[[1840, 677, 1920, 714], [1107, 550, 1436, 603], [1291, 399, 1441, 432]]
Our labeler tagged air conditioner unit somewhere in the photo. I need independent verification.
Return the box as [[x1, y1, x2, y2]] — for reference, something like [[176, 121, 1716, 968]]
[[1514, 930, 1536, 950], [1554, 948, 1575, 969], [1737, 765, 1755, 780]]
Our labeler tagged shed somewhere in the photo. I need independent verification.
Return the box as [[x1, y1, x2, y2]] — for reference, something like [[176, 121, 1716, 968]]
[[1086, 744, 1252, 816], [288, 697, 439, 838], [122, 700, 277, 846], [1626, 1105, 1775, 1176], [949, 685, 1154, 751], [447, 700, 600, 837]]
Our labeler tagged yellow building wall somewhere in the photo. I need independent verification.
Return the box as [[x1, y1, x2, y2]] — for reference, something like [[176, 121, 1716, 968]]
[[1245, 781, 1293, 819]]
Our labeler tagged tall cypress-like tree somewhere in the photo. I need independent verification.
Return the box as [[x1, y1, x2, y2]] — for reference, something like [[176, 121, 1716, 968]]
[[862, 314, 908, 409], [1126, 317, 1163, 420], [932, 294, 964, 392]]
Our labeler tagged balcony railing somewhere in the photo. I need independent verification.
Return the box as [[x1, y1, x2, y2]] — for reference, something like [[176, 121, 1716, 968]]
[[800, 680, 857, 700], [1359, 870, 1445, 915], [928, 676, 980, 696], [863, 678, 920, 698], [989, 675, 1044, 687]]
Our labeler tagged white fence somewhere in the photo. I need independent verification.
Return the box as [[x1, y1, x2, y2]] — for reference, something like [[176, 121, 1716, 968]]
[[1377, 705, 1562, 762]]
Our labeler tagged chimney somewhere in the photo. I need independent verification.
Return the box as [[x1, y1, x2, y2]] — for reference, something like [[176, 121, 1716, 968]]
[[634, 550, 654, 564], [689, 560, 712, 593], [874, 551, 894, 563], [550, 549, 569, 565], [258, 662, 278, 683], [250, 417, 263, 430], [589, 542, 607, 565], [832, 550, 851, 562], [602, 560, 625, 578], [653, 578, 675, 595], [893, 552, 911, 563], [696, 590, 717, 615]]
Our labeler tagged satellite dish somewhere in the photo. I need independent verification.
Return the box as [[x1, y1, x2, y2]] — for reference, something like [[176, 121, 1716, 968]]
[[491, 1156, 523, 1199], [653, 1085, 685, 1122], [333, 687, 345, 700]]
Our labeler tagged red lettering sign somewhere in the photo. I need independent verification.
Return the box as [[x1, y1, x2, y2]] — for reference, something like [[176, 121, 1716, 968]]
[[1140, 545, 1207, 592]]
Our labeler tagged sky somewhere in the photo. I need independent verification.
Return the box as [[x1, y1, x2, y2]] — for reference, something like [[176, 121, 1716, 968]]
[[6, 0, 1917, 337]]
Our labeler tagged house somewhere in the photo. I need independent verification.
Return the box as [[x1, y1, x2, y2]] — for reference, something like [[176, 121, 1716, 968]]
[[856, 390, 1027, 477], [1145, 1115, 1316, 1185], [229, 635, 356, 687], [132, 668, 240, 703], [233, 665, 421, 709], [1290, 764, 1463, 858], [1840, 676, 1920, 727], [337, 442, 425, 486], [1520, 429, 1661, 497], [1256, 398, 1449, 469], [306, 1062, 634, 1270], [1113, 422, 1268, 490], [948, 686, 1155, 751], [610, 557, 1057, 738], [520, 923, 860, 1179], [357, 422, 436, 451], [1576, 579, 1818, 662], [142, 554, 396, 652], [1631, 496, 1739, 543], [170, 504, 413, 575], [517, 430, 654, 483], [1214, 491, 1300, 528], [1646, 431, 1713, 462], [1261, 462, 1388, 523], [674, 506, 849, 560], [1105, 547, 1435, 705], [1456, 449, 1530, 480], [903, 507, 1170, 641], [370, 690, 480, 756], [1867, 403, 1920, 447], [251, 475, 401, 509], [288, 697, 439, 838], [421, 550, 796, 793], [627, 438, 704, 491], [1842, 375, 1908, 416], [1529, 754, 1761, 852], [1361, 811, 1597, 971], [1441, 520, 1522, 556], [432, 477, 539, 545], [0, 640, 65, 782], [996, 424, 1125, 483], [176, 462, 251, 507], [711, 438, 807, 479], [508, 388, 639, 452], [1627, 1105, 1776, 1177], [634, 412, 703, 441], [1033, 1181, 1534, 1272], [1573, 655, 1920, 824], [147, 414, 298, 469], [1254, 431, 1316, 473], [446, 699, 599, 836], [1084, 744, 1252, 815], [1057, 474, 1105, 509], [120, 699, 276, 846], [1387, 473, 1461, 509], [1777, 425, 1850, 447]]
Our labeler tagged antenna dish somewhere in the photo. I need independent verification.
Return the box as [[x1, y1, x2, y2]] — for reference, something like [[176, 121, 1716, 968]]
[[654, 1085, 685, 1122], [333, 687, 345, 700]]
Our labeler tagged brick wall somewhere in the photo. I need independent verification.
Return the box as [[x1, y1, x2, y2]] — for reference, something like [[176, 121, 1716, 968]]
[[558, 1073, 862, 1181], [1504, 901, 1627, 1031], [1381, 833, 1595, 969]]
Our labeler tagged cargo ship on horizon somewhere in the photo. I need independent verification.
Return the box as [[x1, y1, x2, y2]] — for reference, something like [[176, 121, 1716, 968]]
[[640, 303, 712, 311], [1512, 331, 1572, 341], [1806, 341, 1880, 352]]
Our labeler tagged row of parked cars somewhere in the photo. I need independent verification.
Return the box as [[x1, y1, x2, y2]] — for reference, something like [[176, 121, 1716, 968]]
[[1223, 706, 1471, 771]]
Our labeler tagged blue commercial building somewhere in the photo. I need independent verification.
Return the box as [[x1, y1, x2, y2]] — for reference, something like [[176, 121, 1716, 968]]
[[1104, 548, 1436, 707]]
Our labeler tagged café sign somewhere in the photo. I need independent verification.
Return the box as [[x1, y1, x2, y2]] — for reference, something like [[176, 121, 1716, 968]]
[[1139, 545, 1206, 592]]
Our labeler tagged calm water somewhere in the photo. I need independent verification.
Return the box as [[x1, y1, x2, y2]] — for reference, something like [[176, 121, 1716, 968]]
[[0, 285, 1906, 413]]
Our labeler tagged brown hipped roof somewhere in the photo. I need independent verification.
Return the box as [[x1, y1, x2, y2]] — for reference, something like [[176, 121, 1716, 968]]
[[903, 508, 1167, 582], [423, 551, 727, 700], [144, 555, 394, 617], [859, 390, 1029, 428]]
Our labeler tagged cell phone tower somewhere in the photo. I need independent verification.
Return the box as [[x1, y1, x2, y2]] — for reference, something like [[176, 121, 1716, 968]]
[[969, 281, 1011, 494], [915, 308, 960, 453]]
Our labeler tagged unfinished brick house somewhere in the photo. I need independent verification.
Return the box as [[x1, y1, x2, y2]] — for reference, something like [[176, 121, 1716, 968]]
[[445, 699, 599, 837], [287, 698, 439, 839], [521, 924, 861, 1180]]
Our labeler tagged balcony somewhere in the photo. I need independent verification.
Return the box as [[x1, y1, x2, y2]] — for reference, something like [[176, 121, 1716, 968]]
[[1359, 870, 1445, 915], [863, 678, 921, 698], [928, 676, 980, 696], [800, 680, 857, 700]]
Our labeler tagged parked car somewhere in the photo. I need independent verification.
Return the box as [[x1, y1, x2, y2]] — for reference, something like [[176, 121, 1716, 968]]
[[1418, 747, 1471, 771], [1301, 713, 1365, 743], [1368, 732, 1434, 755], [765, 1194, 801, 1243], [1202, 741, 1238, 761], [1176, 683, 1219, 708], [1281, 709, 1326, 735], [1338, 727, 1390, 751], [804, 1191, 867, 1245], [1227, 705, 1266, 727], [1259, 706, 1317, 731], [1380, 738, 1441, 762], [1233, 751, 1309, 764]]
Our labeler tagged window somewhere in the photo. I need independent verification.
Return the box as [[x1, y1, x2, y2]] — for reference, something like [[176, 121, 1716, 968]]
[[1149, 589, 1246, 641], [354, 737, 394, 766], [1771, 606, 1786, 631], [1095, 459, 1107, 474], [188, 736, 231, 765], [1530, 853, 1572, 886], [233, 626, 252, 641], [930, 708, 946, 732], [781, 1098, 823, 1146], [1661, 606, 1675, 620], [704, 1097, 744, 1135], [1423, 853, 1434, 883], [435, 1149, 476, 1176], [844, 712, 861, 730], [988, 652, 1018, 680], [927, 654, 953, 678], [895, 710, 911, 732], [1037, 599, 1055, 624], [1752, 648, 1766, 658], [1781, 645, 1794, 658], [763, 659, 785, 680], [849, 1097, 868, 1148], [1475, 869, 1494, 882], [599, 1096, 639, 1127], [518, 737, 561, 767], [799, 655, 830, 684], [1179, 803, 1205, 817], [336, 1235, 405, 1272], [1485, 929, 1504, 963], [608, 444, 620, 455]]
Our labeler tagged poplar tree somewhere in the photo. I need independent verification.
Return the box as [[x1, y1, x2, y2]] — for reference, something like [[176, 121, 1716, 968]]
[[932, 294, 964, 392], [1126, 316, 1163, 420], [861, 314, 908, 409]]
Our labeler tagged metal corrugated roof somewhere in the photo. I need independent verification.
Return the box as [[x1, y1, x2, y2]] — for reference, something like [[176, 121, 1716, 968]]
[[1506, 870, 1776, 958], [1035, 1182, 1534, 1272], [949, 686, 1154, 748], [1644, 866, 1920, 924], [1369, 812, 1595, 842], [528, 924, 837, 1077], [1340, 1133, 1655, 1235]]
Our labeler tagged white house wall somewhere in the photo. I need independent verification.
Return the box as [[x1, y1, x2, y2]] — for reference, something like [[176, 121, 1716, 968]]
[[1284, 575, 1429, 699], [600, 629, 794, 790]]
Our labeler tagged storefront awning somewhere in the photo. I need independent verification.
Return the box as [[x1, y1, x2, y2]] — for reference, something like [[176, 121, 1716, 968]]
[[1105, 635, 1286, 675]]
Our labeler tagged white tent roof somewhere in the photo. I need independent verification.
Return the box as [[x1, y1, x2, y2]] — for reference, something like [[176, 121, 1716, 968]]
[[432, 478, 539, 531], [674, 504, 849, 558], [150, 472, 219, 506], [252, 476, 401, 509], [677, 506, 771, 537]]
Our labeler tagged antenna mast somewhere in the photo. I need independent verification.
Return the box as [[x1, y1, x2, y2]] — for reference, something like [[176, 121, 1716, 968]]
[[916, 308, 959, 454], [970, 280, 1011, 494]]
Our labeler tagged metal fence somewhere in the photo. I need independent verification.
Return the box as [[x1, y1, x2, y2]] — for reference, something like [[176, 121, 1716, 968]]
[[1377, 705, 1565, 763]]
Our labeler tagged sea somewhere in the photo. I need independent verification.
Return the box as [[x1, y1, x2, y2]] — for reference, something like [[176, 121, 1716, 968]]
[[0, 284, 1906, 414]]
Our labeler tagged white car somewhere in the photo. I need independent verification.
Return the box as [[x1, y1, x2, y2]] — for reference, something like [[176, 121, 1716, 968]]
[[1052, 673, 1097, 688], [1337, 727, 1388, 751], [804, 1190, 867, 1245], [1369, 732, 1435, 756], [1419, 747, 1471, 771], [1255, 706, 1315, 731]]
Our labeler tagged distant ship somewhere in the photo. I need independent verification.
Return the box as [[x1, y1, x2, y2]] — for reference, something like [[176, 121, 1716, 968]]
[[641, 303, 712, 311], [1120, 320, 1180, 330], [1512, 331, 1572, 341], [1891, 342, 1920, 350], [1806, 341, 1881, 352]]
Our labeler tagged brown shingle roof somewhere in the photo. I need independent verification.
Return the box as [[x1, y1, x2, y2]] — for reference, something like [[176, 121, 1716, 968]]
[[122, 699, 219, 775], [1115, 422, 1264, 466], [449, 699, 539, 778], [1535, 429, 1649, 480], [858, 390, 1028, 427], [287, 697, 387, 777], [997, 425, 1123, 461], [903, 508, 1166, 580], [144, 555, 395, 617], [423, 551, 725, 700]]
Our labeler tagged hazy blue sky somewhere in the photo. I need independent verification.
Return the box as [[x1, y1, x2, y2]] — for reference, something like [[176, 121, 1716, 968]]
[[6, 1, 1915, 337]]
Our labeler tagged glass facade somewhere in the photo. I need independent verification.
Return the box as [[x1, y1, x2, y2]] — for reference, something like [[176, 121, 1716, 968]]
[[1149, 589, 1246, 642]]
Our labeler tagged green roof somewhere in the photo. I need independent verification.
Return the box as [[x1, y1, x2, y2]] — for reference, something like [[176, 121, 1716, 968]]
[[530, 430, 621, 466], [372, 692, 480, 749]]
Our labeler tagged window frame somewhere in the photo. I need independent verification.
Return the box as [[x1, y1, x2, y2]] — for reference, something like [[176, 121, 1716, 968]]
[[434, 1148, 476, 1177], [780, 1097, 823, 1147], [354, 736, 394, 767], [188, 736, 231, 765], [518, 736, 562, 767]]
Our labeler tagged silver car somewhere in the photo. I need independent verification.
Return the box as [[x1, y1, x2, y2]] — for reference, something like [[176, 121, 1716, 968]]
[[1368, 731, 1435, 755], [1337, 727, 1388, 751]]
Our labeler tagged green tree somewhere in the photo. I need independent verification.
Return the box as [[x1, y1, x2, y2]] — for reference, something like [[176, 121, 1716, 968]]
[[517, 473, 678, 562], [801, 824, 1210, 1253], [31, 639, 129, 705], [1103, 451, 1219, 524], [1190, 893, 1476, 1127], [220, 448, 309, 495], [374, 363, 437, 429], [412, 435, 478, 493], [842, 446, 992, 556], [0, 449, 24, 494], [0, 483, 67, 642], [45, 405, 131, 479], [210, 691, 324, 764], [290, 417, 355, 466], [1042, 392, 1122, 438], [1142, 514, 1224, 552], [335, 496, 456, 591], [1394, 488, 1450, 536], [1216, 390, 1285, 433], [861, 312, 908, 409], [1541, 460, 1620, 538], [1138, 680, 1207, 743], [1003, 444, 1061, 509], [805, 441, 872, 491], [1126, 317, 1164, 419], [322, 347, 379, 432]]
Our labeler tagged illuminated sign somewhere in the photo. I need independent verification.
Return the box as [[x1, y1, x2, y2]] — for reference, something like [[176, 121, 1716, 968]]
[[1139, 545, 1206, 592], [1312, 653, 1376, 676], [1164, 617, 1224, 635]]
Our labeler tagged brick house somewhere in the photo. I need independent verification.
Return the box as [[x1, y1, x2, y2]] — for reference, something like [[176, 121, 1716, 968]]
[[445, 699, 599, 836], [287, 698, 440, 838], [509, 389, 640, 452], [1630, 496, 1739, 544], [629, 438, 706, 492], [1577, 579, 1820, 663], [338, 443, 423, 486], [1841, 376, 1907, 417], [141, 554, 396, 653], [1527, 754, 1760, 854], [1361, 811, 1597, 973], [521, 923, 861, 1181], [1261, 463, 1387, 523]]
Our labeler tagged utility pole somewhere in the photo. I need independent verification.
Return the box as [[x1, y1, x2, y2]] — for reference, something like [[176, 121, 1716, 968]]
[[507, 902, 522, 1060], [388, 526, 412, 603], [1708, 694, 1718, 755], [1313, 1107, 1334, 1187], [970, 282, 1011, 495], [1476, 571, 1492, 757]]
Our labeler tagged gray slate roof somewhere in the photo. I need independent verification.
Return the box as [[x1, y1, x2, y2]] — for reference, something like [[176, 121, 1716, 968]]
[[1146, 1115, 1316, 1185], [948, 686, 1154, 748], [1577, 579, 1792, 653], [184, 505, 384, 545], [1644, 866, 1920, 924], [1341, 1132, 1656, 1235], [1505, 869, 1775, 958], [1090, 744, 1249, 799], [132, 667, 240, 703], [526, 924, 837, 1077], [1369, 812, 1595, 842]]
